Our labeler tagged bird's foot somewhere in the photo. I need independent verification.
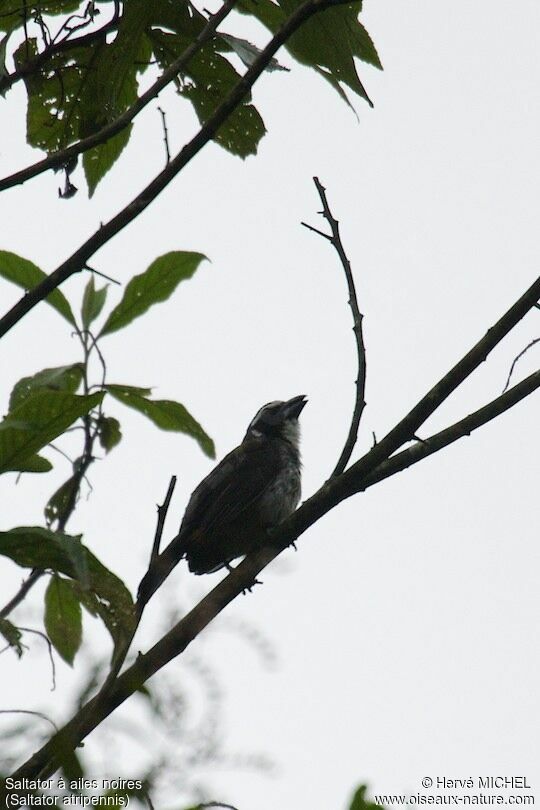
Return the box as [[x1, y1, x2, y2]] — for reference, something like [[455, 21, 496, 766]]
[[242, 577, 262, 594], [289, 540, 298, 552]]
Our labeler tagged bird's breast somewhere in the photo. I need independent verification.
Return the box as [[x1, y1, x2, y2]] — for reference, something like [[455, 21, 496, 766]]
[[258, 458, 301, 527]]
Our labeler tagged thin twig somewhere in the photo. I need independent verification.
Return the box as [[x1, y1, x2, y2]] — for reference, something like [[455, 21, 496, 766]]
[[144, 792, 155, 810], [0, 569, 45, 620], [19, 627, 57, 691], [303, 177, 367, 476], [197, 804, 241, 810], [158, 106, 171, 165], [0, 709, 58, 732], [0, 0, 238, 192], [98, 476, 177, 700], [150, 476, 177, 565], [0, 0, 353, 342], [502, 336, 540, 393], [85, 265, 121, 286]]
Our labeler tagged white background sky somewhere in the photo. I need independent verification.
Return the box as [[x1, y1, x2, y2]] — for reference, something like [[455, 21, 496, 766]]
[[1, 1, 539, 809]]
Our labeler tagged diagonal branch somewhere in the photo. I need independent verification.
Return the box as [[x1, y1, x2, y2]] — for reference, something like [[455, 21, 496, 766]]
[[0, 0, 237, 192], [302, 176, 367, 476], [361, 369, 540, 490], [11, 278, 540, 781], [0, 568, 44, 620], [0, 0, 353, 342]]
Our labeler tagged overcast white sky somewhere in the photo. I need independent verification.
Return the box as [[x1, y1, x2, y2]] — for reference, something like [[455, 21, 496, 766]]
[[1, 2, 539, 809]]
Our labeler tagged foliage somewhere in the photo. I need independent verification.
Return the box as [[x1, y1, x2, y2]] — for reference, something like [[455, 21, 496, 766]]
[[0, 0, 380, 195], [349, 785, 386, 810], [0, 248, 213, 665]]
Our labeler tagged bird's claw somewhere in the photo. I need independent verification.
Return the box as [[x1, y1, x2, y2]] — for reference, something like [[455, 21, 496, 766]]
[[242, 577, 262, 594]]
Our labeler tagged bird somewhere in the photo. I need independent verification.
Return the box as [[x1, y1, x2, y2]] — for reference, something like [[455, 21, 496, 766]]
[[137, 395, 307, 608]]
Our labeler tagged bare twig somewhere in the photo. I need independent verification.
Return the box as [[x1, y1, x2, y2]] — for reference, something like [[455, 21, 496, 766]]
[[19, 627, 57, 691], [99, 477, 178, 699], [0, 709, 58, 732], [0, 0, 352, 342], [0, 0, 237, 192], [158, 106, 171, 165], [502, 336, 540, 393], [150, 476, 177, 565], [302, 177, 367, 476], [85, 265, 121, 286], [0, 569, 45, 620], [144, 792, 155, 810], [197, 804, 241, 810]]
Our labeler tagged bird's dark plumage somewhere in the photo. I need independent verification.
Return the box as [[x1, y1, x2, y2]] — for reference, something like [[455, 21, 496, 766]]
[[137, 395, 307, 607]]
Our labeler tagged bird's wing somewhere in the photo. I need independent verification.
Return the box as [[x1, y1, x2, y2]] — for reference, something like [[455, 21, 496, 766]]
[[180, 438, 283, 537]]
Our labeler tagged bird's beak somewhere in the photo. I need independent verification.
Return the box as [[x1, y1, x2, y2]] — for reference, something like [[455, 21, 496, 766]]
[[283, 394, 308, 419]]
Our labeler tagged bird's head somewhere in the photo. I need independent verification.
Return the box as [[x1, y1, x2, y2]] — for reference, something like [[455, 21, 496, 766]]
[[244, 395, 307, 448]]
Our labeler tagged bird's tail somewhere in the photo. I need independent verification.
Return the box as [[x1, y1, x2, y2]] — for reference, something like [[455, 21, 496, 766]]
[[136, 534, 189, 613]]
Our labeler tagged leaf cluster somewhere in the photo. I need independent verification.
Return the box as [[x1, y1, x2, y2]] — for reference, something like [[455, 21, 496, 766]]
[[0, 247, 214, 666], [0, 0, 381, 194]]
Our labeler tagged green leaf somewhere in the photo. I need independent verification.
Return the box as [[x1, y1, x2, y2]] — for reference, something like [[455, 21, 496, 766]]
[[44, 574, 82, 665], [349, 785, 385, 810], [0, 527, 135, 652], [0, 391, 103, 475], [45, 474, 81, 532], [17, 38, 91, 153], [80, 0, 153, 195], [220, 33, 289, 72], [83, 126, 133, 198], [0, 0, 80, 32], [0, 250, 75, 324], [100, 251, 206, 336], [9, 363, 84, 411], [10, 454, 52, 473], [97, 415, 122, 453], [0, 618, 24, 657], [81, 276, 108, 330], [106, 385, 215, 458], [238, 0, 381, 107], [149, 29, 266, 157]]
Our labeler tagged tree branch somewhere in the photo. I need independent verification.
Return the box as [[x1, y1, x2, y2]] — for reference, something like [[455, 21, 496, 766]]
[[361, 369, 540, 490], [0, 569, 44, 620], [0, 0, 353, 342], [302, 176, 367, 476], [10, 276, 540, 781], [0, 0, 237, 192]]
